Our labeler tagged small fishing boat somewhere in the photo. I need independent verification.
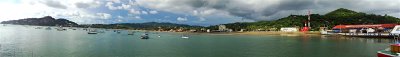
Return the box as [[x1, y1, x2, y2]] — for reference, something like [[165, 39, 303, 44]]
[[35, 27, 42, 29], [45, 27, 51, 30], [140, 33, 149, 39], [56, 26, 66, 31], [181, 35, 189, 39]]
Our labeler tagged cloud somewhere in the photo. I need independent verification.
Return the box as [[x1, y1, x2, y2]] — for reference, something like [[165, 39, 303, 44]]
[[149, 10, 158, 14], [136, 0, 400, 20], [96, 13, 112, 19], [199, 17, 206, 21], [105, 0, 140, 10], [75, 1, 102, 9], [105, 2, 121, 10], [129, 9, 141, 14], [135, 16, 141, 19], [117, 15, 124, 19], [39, 0, 68, 9], [141, 11, 148, 14], [109, 0, 121, 3], [177, 17, 188, 21]]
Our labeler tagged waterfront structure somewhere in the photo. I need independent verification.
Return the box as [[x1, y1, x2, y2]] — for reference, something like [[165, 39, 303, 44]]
[[330, 24, 398, 37], [377, 25, 400, 57], [280, 27, 299, 32], [332, 24, 397, 33]]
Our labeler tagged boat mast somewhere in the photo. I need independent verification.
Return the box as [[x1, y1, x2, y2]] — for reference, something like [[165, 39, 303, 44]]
[[308, 10, 311, 28]]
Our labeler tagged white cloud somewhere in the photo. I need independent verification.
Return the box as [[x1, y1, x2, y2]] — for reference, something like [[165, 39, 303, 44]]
[[129, 9, 141, 14], [135, 16, 141, 19], [117, 15, 124, 19], [75, 0, 102, 9], [0, 0, 109, 24], [177, 17, 188, 21], [121, 4, 131, 10], [141, 11, 148, 14], [109, 0, 121, 3], [96, 13, 112, 19], [105, 2, 121, 10], [39, 0, 68, 9], [105, 0, 140, 10], [149, 10, 158, 14]]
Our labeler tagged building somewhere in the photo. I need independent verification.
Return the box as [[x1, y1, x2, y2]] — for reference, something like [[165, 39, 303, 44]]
[[218, 25, 227, 31], [332, 24, 397, 33], [280, 27, 299, 32]]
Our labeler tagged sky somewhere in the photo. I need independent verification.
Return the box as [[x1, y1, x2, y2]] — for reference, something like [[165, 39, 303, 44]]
[[0, 0, 399, 26]]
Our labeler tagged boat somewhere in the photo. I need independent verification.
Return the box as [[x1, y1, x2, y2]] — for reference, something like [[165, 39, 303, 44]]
[[140, 33, 149, 39], [87, 29, 98, 34], [45, 27, 51, 30], [181, 35, 189, 39], [158, 35, 161, 37], [377, 25, 400, 57], [35, 27, 42, 29], [56, 26, 66, 31], [128, 31, 135, 35]]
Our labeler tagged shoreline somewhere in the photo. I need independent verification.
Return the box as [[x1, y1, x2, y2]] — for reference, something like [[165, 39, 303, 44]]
[[157, 31, 322, 36]]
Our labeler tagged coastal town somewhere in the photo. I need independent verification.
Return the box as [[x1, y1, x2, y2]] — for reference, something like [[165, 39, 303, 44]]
[[0, 0, 399, 57]]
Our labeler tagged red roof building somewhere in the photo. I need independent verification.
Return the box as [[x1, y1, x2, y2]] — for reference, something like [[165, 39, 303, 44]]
[[333, 24, 398, 29]]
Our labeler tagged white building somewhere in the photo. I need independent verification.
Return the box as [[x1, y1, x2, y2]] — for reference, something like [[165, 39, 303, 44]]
[[219, 25, 227, 31], [280, 27, 299, 32]]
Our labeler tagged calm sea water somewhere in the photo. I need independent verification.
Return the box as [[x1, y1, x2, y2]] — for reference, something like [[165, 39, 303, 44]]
[[0, 25, 393, 57]]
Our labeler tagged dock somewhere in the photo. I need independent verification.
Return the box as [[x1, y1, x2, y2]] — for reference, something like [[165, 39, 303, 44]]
[[338, 33, 395, 38]]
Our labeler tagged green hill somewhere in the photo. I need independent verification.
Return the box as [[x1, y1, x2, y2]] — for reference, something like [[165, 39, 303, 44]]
[[212, 8, 400, 31], [80, 22, 204, 30]]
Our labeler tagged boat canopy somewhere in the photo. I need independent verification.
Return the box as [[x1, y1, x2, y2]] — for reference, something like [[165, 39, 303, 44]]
[[391, 25, 400, 34], [332, 24, 398, 29]]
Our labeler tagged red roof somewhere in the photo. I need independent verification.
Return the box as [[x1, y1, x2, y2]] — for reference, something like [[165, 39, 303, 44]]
[[333, 24, 398, 29]]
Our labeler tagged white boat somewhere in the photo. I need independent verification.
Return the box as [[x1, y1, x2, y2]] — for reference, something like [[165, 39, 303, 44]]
[[56, 27, 66, 31], [181, 35, 189, 39], [35, 27, 42, 29], [88, 29, 98, 34]]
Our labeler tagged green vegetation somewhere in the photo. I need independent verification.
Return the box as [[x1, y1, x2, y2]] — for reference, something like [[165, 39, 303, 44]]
[[212, 8, 400, 31], [79, 22, 204, 30]]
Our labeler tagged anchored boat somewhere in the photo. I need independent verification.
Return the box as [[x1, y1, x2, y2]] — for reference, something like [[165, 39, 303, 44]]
[[377, 25, 400, 57], [87, 29, 98, 34], [140, 33, 149, 39]]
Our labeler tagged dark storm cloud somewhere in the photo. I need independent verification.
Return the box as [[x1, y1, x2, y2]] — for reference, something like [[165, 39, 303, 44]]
[[137, 0, 400, 20]]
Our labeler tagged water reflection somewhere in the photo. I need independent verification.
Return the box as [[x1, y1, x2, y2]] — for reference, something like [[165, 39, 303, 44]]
[[0, 25, 396, 57]]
